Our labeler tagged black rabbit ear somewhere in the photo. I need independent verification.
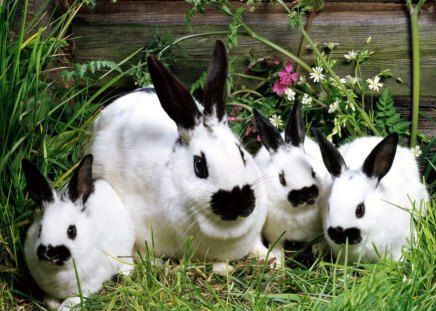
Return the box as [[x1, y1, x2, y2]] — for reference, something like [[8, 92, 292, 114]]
[[68, 155, 94, 206], [253, 109, 285, 154], [22, 159, 54, 205], [284, 100, 305, 147], [203, 40, 227, 122], [362, 133, 398, 182], [313, 129, 346, 178], [147, 55, 201, 132]]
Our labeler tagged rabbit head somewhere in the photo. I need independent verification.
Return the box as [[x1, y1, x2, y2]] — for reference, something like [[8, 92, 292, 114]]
[[314, 131, 400, 261], [254, 102, 322, 210], [147, 40, 265, 240], [22, 155, 98, 268]]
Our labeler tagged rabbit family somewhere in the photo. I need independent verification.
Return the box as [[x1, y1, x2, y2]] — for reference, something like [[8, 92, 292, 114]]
[[87, 40, 268, 273], [314, 131, 429, 263], [22, 155, 134, 310], [253, 102, 331, 262]]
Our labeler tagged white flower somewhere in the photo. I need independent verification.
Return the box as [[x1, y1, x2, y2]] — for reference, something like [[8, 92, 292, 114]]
[[367, 76, 383, 92], [411, 145, 422, 158], [345, 75, 361, 86], [366, 36, 372, 44], [328, 99, 340, 114], [345, 101, 356, 112], [269, 114, 283, 128], [323, 42, 339, 50], [310, 67, 325, 83], [344, 50, 359, 62], [284, 88, 296, 101], [301, 94, 312, 106], [298, 75, 306, 85]]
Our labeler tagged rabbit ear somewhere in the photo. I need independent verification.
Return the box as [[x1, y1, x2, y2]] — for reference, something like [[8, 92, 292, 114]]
[[203, 40, 227, 122], [313, 129, 346, 178], [22, 159, 54, 205], [362, 133, 398, 182], [253, 109, 285, 153], [147, 55, 201, 134], [284, 100, 305, 147], [68, 154, 94, 206]]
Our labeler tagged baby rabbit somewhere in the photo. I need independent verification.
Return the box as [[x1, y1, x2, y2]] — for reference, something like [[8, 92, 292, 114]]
[[314, 131, 429, 263], [87, 40, 268, 273], [22, 155, 134, 310], [254, 102, 331, 262]]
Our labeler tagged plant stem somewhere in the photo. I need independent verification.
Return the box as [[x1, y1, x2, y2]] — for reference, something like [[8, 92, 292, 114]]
[[406, 0, 426, 147]]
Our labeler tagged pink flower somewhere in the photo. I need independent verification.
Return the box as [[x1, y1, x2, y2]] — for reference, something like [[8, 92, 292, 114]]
[[272, 62, 298, 96]]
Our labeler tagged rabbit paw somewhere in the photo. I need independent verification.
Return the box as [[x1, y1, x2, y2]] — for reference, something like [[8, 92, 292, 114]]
[[212, 262, 234, 275]]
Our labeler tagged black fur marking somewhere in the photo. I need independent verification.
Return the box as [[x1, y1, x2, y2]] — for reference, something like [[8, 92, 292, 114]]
[[283, 240, 306, 251], [362, 133, 398, 182], [287, 185, 319, 207], [237, 144, 246, 166], [211, 185, 255, 221], [253, 109, 285, 153], [37, 244, 71, 265], [327, 226, 362, 245], [22, 159, 54, 205], [68, 155, 95, 206], [313, 129, 346, 178], [279, 171, 287, 186], [147, 55, 201, 130], [194, 152, 208, 179], [284, 101, 305, 147], [203, 40, 227, 122]]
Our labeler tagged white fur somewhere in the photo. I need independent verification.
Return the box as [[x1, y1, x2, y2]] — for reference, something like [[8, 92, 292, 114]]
[[256, 135, 331, 260], [88, 90, 268, 267], [325, 137, 429, 263], [24, 180, 134, 310]]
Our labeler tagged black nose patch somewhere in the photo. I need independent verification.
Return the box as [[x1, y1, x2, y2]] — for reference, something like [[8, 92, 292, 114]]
[[327, 226, 362, 245], [211, 185, 256, 221], [37, 244, 71, 266], [288, 185, 319, 207]]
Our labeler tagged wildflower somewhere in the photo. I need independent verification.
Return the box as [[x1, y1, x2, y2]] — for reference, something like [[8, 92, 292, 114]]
[[285, 88, 296, 101], [272, 62, 299, 96], [345, 75, 361, 86], [411, 145, 422, 158], [301, 94, 312, 106], [344, 50, 359, 62], [328, 99, 340, 114], [345, 101, 356, 112], [323, 42, 339, 50], [310, 66, 325, 83], [367, 76, 383, 92], [366, 36, 372, 45], [269, 114, 283, 128], [298, 75, 306, 85]]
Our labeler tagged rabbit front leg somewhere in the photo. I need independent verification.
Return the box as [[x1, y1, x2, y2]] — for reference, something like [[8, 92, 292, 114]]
[[248, 235, 282, 267], [212, 262, 235, 275], [57, 296, 82, 311]]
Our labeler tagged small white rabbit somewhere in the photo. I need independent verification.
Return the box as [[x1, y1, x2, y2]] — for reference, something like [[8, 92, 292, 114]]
[[254, 102, 331, 262], [314, 131, 429, 263], [87, 40, 268, 273], [22, 155, 134, 310]]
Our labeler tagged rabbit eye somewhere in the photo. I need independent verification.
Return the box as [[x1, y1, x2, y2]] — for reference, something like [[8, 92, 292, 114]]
[[194, 152, 208, 179], [311, 168, 316, 178], [67, 225, 77, 240], [38, 225, 42, 238], [279, 171, 286, 186], [355, 203, 365, 218]]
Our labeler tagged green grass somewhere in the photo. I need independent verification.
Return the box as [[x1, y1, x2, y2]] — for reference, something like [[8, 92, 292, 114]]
[[1, 0, 435, 310]]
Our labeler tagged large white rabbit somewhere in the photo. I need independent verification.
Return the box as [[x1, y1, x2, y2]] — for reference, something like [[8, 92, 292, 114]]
[[314, 131, 429, 263], [87, 40, 268, 273], [254, 102, 331, 261], [22, 155, 134, 310]]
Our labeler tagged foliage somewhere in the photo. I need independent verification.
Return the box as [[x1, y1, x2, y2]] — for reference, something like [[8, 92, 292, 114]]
[[374, 88, 410, 136]]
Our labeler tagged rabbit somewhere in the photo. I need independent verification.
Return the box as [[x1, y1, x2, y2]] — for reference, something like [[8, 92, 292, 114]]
[[253, 102, 331, 262], [87, 40, 269, 274], [313, 131, 429, 263], [22, 155, 134, 310]]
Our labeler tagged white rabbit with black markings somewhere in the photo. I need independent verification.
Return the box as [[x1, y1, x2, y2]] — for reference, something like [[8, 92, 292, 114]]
[[87, 40, 268, 273], [22, 155, 134, 310], [254, 102, 331, 262], [314, 131, 429, 263]]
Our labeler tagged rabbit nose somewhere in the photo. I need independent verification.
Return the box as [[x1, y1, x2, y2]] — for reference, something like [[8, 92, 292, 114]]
[[287, 185, 319, 207], [327, 226, 362, 245], [37, 244, 71, 265], [210, 185, 255, 221]]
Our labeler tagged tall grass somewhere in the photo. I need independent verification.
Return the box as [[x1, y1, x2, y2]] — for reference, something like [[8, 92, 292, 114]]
[[0, 0, 435, 310]]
